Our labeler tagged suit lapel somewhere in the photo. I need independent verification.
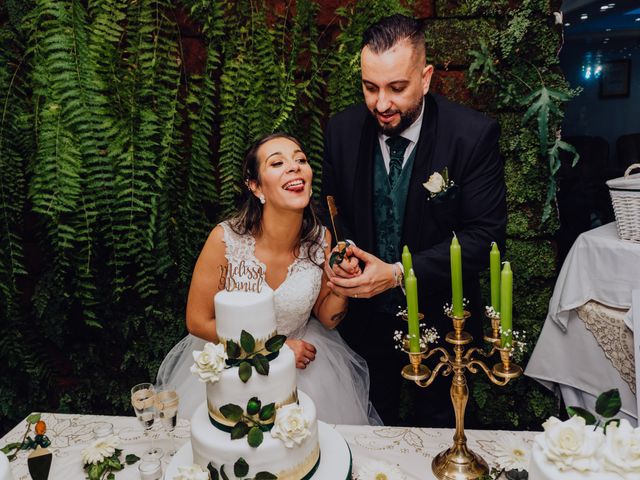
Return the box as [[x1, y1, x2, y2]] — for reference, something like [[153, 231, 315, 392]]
[[353, 114, 376, 252], [402, 94, 438, 247]]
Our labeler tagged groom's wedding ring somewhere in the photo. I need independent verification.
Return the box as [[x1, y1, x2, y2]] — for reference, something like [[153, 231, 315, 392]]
[[353, 293, 358, 298]]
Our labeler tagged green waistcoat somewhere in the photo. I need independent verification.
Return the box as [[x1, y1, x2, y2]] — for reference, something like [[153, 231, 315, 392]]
[[373, 141, 416, 265]]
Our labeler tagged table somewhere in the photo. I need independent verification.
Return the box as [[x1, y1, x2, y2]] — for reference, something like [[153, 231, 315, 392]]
[[526, 222, 640, 424], [1, 412, 538, 479]]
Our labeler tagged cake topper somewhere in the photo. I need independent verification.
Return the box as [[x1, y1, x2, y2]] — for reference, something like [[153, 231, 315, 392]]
[[218, 260, 265, 293]]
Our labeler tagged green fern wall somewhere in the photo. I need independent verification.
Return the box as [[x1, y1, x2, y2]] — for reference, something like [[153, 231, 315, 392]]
[[0, 0, 572, 434]]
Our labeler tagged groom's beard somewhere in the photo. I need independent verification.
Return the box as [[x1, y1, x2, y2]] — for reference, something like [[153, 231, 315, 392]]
[[373, 98, 423, 137]]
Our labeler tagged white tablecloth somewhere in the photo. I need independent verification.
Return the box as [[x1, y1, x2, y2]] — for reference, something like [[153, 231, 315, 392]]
[[0, 412, 537, 479], [526, 222, 640, 424], [548, 222, 640, 331]]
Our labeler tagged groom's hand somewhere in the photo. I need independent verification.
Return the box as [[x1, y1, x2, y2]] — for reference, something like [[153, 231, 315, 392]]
[[327, 245, 396, 299]]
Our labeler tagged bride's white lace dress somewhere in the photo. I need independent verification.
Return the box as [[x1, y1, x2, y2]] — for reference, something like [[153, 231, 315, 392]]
[[156, 222, 381, 425]]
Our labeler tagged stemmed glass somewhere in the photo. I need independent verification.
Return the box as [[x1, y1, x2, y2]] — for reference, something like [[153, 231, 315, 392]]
[[155, 385, 179, 456], [130, 382, 163, 461]]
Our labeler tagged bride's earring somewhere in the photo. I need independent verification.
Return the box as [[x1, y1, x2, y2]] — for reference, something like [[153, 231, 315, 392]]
[[259, 194, 266, 205]]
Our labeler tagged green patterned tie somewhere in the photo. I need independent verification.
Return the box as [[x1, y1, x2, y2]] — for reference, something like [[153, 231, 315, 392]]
[[386, 136, 410, 188]]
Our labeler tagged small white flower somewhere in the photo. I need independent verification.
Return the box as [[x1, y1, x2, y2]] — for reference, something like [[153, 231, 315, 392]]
[[554, 11, 563, 25], [423, 172, 445, 194], [173, 464, 210, 480], [190, 342, 227, 383], [81, 434, 120, 465], [355, 460, 407, 480], [602, 419, 640, 475], [493, 434, 531, 470], [537, 416, 603, 472], [271, 403, 310, 448]]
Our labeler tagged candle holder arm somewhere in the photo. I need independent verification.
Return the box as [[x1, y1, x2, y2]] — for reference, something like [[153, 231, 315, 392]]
[[466, 359, 512, 387], [463, 345, 497, 361], [424, 346, 451, 363], [414, 360, 452, 388]]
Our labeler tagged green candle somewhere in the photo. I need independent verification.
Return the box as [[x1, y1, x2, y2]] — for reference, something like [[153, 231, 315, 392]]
[[402, 245, 412, 291], [500, 262, 513, 347], [490, 242, 501, 314], [450, 235, 464, 318], [406, 268, 420, 352]]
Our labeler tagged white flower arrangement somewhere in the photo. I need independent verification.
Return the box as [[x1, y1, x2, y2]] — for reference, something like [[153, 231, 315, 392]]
[[497, 327, 528, 362], [172, 464, 210, 480], [442, 299, 469, 317], [81, 435, 120, 465], [393, 322, 439, 351], [492, 435, 531, 471], [190, 342, 228, 383], [270, 403, 310, 448], [602, 419, 640, 475], [484, 305, 500, 319], [537, 416, 603, 472], [355, 460, 407, 480]]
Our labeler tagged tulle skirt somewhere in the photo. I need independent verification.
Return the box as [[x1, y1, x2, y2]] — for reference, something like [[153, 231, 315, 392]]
[[156, 318, 381, 426]]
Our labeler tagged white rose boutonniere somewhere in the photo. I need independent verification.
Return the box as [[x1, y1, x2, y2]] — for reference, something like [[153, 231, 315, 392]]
[[602, 419, 640, 475], [537, 416, 603, 472], [422, 167, 457, 202], [190, 342, 228, 383], [270, 403, 310, 448], [173, 464, 210, 480]]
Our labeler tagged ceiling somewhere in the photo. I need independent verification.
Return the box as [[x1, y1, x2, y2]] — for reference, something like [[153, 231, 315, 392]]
[[562, 0, 640, 37]]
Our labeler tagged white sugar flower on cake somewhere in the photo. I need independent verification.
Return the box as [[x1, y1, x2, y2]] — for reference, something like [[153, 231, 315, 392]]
[[493, 434, 530, 470], [190, 342, 227, 383], [355, 460, 407, 480], [172, 464, 210, 480], [270, 403, 310, 448], [81, 435, 120, 465], [602, 419, 640, 475], [536, 416, 603, 472]]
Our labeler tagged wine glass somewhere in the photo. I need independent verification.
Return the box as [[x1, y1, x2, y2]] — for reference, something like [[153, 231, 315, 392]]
[[130, 382, 163, 461], [155, 385, 179, 456]]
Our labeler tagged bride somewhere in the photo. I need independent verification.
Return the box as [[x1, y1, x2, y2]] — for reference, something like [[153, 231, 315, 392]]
[[157, 133, 381, 425]]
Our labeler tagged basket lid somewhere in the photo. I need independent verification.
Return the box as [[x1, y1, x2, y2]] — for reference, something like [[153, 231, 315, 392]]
[[607, 163, 640, 190]]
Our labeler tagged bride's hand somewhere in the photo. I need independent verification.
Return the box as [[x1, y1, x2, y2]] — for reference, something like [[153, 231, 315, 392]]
[[286, 339, 316, 369]]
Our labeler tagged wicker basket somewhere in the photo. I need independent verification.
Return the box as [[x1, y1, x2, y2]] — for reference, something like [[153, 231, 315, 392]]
[[607, 163, 640, 243]]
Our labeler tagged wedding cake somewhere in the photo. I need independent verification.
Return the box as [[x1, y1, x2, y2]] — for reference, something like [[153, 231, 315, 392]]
[[185, 288, 346, 480], [529, 415, 640, 480]]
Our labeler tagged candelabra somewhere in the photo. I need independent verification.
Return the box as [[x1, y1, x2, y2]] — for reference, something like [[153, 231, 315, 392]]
[[401, 310, 522, 480]]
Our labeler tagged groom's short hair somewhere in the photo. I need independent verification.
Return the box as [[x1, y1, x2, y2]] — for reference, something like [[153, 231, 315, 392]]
[[361, 14, 426, 60]]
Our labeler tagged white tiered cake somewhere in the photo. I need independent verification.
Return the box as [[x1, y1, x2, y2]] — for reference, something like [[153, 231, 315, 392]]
[[167, 288, 351, 480]]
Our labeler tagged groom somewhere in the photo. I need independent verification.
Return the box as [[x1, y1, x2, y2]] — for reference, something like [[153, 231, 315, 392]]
[[322, 14, 507, 426]]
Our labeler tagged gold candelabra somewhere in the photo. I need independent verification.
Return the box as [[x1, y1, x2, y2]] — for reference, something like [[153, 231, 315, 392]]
[[401, 310, 522, 480]]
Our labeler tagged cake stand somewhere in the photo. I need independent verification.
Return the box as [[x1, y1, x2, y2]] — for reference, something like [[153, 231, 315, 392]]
[[164, 421, 352, 479]]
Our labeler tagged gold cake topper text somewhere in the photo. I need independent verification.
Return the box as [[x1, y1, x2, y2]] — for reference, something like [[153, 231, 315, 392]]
[[218, 260, 265, 293]]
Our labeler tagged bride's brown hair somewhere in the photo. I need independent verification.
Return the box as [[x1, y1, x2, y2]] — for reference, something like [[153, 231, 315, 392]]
[[228, 133, 324, 265]]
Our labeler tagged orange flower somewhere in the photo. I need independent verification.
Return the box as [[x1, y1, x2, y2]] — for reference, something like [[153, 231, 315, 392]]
[[34, 420, 46, 435]]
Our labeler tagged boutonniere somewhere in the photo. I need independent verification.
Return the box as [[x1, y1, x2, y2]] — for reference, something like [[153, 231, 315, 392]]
[[423, 167, 459, 203]]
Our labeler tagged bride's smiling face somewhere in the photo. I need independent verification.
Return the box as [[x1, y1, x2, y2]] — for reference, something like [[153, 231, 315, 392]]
[[252, 136, 312, 212]]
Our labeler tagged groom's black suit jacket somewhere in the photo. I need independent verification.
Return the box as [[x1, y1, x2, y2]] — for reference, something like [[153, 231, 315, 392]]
[[321, 92, 507, 363]]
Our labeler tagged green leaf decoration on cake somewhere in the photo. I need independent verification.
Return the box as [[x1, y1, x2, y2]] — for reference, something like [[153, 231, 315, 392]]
[[125, 454, 140, 465], [247, 426, 264, 448], [231, 421, 250, 440], [234, 458, 249, 477], [254, 473, 278, 480], [240, 330, 256, 354], [220, 403, 244, 422], [566, 406, 597, 425], [595, 389, 621, 418], [207, 463, 219, 480], [239, 361, 252, 383], [265, 335, 286, 353], [258, 403, 275, 422], [226, 340, 241, 359], [252, 353, 270, 376], [220, 465, 230, 480], [246, 397, 261, 416]]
